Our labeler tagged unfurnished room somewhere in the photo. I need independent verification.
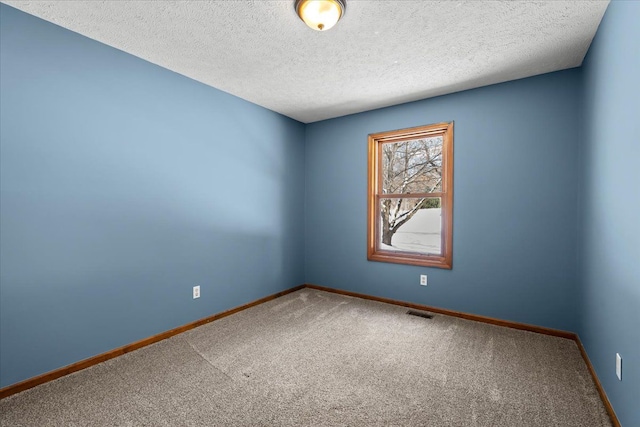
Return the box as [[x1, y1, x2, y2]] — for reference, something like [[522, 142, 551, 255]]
[[0, 1, 638, 426]]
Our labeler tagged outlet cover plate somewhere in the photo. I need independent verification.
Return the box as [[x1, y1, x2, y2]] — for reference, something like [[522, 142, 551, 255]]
[[193, 285, 200, 299], [616, 353, 622, 380]]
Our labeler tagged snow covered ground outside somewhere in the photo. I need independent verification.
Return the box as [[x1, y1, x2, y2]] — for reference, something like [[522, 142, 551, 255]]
[[381, 208, 441, 255]]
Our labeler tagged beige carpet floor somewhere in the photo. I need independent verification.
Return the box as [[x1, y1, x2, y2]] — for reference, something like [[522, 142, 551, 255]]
[[0, 289, 612, 426]]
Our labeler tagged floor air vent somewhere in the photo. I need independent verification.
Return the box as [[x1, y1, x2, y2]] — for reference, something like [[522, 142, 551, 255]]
[[406, 310, 434, 319]]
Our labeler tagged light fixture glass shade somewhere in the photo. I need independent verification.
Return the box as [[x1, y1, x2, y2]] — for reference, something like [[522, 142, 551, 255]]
[[295, 0, 345, 31]]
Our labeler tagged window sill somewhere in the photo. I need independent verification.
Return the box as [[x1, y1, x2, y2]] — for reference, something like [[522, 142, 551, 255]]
[[367, 251, 452, 269]]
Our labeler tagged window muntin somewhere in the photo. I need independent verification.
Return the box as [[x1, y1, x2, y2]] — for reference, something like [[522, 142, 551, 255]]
[[368, 123, 453, 269]]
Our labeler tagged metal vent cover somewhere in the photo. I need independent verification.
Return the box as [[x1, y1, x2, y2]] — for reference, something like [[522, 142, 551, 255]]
[[406, 310, 434, 319]]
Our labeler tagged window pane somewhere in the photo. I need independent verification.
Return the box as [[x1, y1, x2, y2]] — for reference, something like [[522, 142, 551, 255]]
[[382, 136, 443, 194], [379, 197, 442, 255]]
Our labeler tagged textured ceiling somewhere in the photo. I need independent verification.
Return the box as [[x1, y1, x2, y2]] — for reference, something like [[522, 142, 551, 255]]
[[2, 1, 609, 123]]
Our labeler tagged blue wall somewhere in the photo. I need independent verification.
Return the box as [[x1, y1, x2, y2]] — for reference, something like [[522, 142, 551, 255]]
[[0, 5, 305, 388], [580, 1, 640, 425], [305, 70, 583, 332]]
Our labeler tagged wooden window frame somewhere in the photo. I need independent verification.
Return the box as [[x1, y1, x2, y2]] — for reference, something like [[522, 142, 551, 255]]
[[367, 122, 454, 269]]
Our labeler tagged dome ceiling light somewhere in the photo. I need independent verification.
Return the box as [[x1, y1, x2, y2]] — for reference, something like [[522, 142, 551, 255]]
[[295, 0, 346, 32]]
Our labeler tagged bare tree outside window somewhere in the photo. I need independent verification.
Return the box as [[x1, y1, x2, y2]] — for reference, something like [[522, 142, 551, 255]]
[[380, 137, 442, 248]]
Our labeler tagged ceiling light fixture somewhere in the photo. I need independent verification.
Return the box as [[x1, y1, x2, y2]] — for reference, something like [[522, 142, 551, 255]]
[[295, 0, 346, 32]]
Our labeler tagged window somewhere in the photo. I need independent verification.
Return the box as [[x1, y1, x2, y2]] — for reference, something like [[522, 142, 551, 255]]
[[367, 122, 453, 269]]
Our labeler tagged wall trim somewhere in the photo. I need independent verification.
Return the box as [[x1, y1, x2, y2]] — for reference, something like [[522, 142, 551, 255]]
[[304, 283, 620, 426], [574, 338, 621, 427], [0, 285, 304, 400], [0, 282, 621, 426], [305, 283, 574, 338]]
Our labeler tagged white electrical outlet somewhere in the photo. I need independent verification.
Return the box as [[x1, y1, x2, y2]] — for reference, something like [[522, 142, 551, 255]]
[[193, 285, 200, 299], [616, 353, 622, 380], [420, 275, 427, 286]]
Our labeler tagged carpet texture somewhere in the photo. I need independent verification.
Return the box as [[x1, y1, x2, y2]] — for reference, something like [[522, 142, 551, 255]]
[[0, 289, 612, 426]]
